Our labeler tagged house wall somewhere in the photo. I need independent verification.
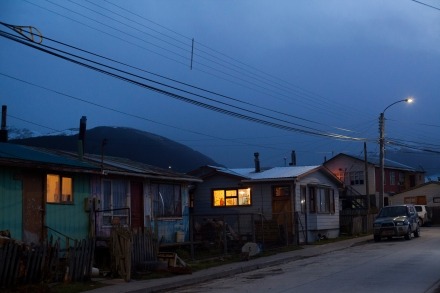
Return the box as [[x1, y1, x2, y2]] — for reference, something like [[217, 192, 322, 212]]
[[193, 174, 266, 216], [191, 174, 273, 243], [45, 173, 91, 246], [295, 171, 340, 243], [0, 167, 23, 240], [150, 184, 190, 243], [324, 156, 375, 196], [92, 176, 191, 244]]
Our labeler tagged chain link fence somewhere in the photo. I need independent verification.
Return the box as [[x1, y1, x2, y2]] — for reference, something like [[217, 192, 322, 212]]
[[188, 212, 294, 260]]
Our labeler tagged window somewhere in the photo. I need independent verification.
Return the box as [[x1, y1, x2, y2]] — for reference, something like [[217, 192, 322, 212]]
[[309, 185, 335, 214], [399, 173, 405, 185], [152, 183, 182, 217], [433, 197, 440, 203], [212, 188, 251, 207], [102, 180, 129, 226], [349, 171, 364, 185], [318, 188, 335, 213], [336, 169, 345, 182], [390, 171, 396, 185], [274, 186, 290, 197], [46, 174, 73, 204]]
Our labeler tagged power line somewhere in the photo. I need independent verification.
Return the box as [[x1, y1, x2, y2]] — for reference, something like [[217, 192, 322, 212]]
[[0, 72, 285, 151], [0, 25, 364, 141], [410, 0, 440, 11], [0, 29, 356, 141], [23, 0, 373, 125]]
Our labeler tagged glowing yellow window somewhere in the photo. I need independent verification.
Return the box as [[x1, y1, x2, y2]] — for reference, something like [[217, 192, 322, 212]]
[[47, 174, 73, 204]]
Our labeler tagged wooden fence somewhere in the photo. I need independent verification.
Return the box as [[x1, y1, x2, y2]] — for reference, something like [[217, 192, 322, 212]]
[[0, 237, 60, 288], [0, 237, 95, 288], [65, 238, 96, 282]]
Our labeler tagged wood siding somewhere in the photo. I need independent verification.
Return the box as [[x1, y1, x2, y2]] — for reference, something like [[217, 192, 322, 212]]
[[0, 168, 23, 240]]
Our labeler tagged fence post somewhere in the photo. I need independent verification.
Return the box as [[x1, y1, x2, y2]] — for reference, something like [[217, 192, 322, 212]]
[[222, 215, 227, 255], [251, 213, 255, 242], [190, 214, 195, 260]]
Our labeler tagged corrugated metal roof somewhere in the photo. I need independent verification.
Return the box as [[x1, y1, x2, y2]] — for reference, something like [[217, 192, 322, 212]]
[[0, 143, 98, 170], [345, 153, 418, 171], [238, 166, 320, 180], [207, 165, 321, 181], [79, 154, 202, 182]]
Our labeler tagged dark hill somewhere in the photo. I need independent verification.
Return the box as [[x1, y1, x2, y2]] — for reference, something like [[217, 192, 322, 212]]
[[10, 126, 219, 173]]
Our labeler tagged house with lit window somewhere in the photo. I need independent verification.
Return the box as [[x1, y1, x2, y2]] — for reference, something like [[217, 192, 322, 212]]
[[0, 142, 101, 245], [0, 142, 201, 248], [189, 153, 342, 244], [323, 153, 425, 209]]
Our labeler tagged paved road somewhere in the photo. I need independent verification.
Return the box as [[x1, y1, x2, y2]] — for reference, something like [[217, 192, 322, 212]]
[[165, 227, 440, 293]]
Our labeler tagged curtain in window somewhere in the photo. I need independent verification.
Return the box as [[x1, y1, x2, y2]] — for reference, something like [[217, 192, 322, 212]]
[[152, 183, 181, 217], [112, 180, 127, 208]]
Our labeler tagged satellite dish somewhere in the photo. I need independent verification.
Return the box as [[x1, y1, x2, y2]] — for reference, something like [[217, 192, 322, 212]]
[[241, 242, 260, 257]]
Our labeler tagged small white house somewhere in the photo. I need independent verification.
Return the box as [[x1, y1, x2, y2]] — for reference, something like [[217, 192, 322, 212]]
[[189, 154, 342, 244]]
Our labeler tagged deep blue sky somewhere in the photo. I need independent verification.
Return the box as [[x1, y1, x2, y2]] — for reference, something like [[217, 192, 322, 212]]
[[1, 1, 439, 169]]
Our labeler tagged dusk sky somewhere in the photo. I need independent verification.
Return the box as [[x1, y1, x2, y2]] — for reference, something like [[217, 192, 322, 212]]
[[1, 1, 439, 169]]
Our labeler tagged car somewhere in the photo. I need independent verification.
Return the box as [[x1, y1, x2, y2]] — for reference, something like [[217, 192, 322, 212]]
[[415, 205, 432, 226], [373, 204, 420, 242]]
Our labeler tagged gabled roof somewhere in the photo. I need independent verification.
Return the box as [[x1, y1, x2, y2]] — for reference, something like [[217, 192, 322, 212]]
[[326, 153, 421, 172], [235, 166, 320, 181], [193, 165, 340, 185], [0, 142, 99, 171], [394, 181, 440, 195]]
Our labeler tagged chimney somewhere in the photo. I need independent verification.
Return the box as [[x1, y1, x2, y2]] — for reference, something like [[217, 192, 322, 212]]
[[289, 150, 296, 166], [78, 116, 87, 159], [254, 152, 261, 172], [0, 105, 7, 143]]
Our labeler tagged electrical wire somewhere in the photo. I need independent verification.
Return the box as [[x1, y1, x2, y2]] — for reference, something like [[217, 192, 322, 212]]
[[0, 26, 366, 142], [0, 29, 365, 142], [23, 0, 373, 125]]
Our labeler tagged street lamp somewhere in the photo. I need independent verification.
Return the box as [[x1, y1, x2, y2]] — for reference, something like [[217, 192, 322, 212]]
[[379, 97, 413, 209]]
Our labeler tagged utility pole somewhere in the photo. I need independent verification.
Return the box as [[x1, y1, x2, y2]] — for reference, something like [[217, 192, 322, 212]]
[[379, 112, 385, 209]]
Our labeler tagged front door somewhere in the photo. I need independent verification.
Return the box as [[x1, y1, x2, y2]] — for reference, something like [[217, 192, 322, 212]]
[[130, 181, 144, 230], [272, 185, 294, 244], [22, 172, 44, 243]]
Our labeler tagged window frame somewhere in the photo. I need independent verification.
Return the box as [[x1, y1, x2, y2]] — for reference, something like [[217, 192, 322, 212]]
[[46, 174, 74, 204], [309, 185, 335, 214], [390, 171, 396, 185], [349, 171, 364, 185], [102, 179, 129, 227], [212, 187, 252, 207], [152, 182, 183, 218]]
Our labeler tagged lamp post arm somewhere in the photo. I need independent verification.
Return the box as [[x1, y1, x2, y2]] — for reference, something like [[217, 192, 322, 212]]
[[383, 99, 410, 114]]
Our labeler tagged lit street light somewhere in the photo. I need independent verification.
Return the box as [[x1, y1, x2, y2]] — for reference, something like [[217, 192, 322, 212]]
[[379, 98, 413, 209]]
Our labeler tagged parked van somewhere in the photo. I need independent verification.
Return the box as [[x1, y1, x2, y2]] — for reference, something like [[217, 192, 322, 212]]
[[415, 205, 432, 226]]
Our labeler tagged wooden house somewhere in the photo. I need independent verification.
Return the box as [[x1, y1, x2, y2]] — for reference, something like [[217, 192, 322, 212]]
[[324, 153, 425, 209], [77, 154, 202, 245], [189, 154, 342, 244], [0, 142, 100, 245], [0, 142, 201, 248], [388, 181, 440, 206]]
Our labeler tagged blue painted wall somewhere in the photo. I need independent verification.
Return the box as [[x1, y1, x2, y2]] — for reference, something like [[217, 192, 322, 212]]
[[0, 167, 23, 240]]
